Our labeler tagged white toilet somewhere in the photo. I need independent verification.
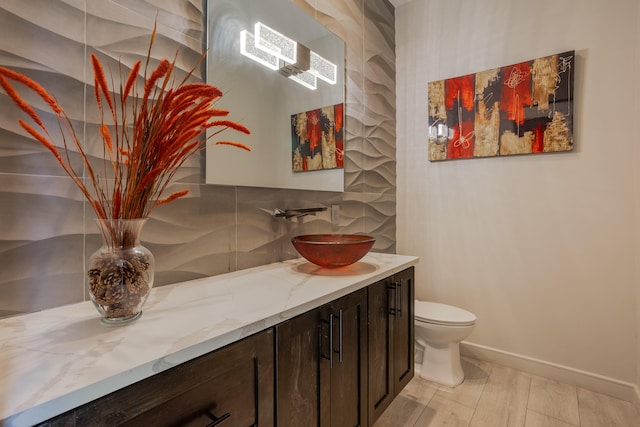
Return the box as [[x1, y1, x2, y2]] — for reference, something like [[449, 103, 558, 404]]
[[414, 300, 476, 387]]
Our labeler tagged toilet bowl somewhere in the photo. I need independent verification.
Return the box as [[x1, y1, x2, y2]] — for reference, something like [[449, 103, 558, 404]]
[[414, 300, 476, 387]]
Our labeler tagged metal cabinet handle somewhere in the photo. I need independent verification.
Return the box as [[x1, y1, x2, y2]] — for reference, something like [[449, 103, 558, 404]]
[[205, 411, 230, 427], [387, 283, 397, 316], [338, 309, 343, 363], [321, 309, 344, 368], [394, 282, 399, 319], [329, 313, 334, 368], [388, 281, 402, 318], [397, 281, 403, 318]]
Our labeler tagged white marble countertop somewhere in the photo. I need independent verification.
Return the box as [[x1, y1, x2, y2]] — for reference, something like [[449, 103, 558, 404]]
[[0, 252, 418, 426]]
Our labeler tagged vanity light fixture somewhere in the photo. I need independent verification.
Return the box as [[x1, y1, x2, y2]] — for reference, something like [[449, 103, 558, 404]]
[[255, 22, 297, 64], [289, 71, 317, 90], [240, 21, 337, 90], [309, 51, 337, 84], [240, 30, 279, 70]]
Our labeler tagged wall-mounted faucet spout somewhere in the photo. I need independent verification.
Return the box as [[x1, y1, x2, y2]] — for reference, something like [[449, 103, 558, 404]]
[[273, 207, 327, 219]]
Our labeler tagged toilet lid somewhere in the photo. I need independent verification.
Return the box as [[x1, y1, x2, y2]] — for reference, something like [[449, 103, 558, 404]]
[[415, 301, 476, 326]]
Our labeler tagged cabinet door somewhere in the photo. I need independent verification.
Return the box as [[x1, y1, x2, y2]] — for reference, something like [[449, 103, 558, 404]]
[[367, 278, 394, 422], [276, 288, 367, 427], [40, 329, 275, 427], [392, 267, 414, 394], [276, 308, 321, 427], [320, 288, 368, 427], [367, 267, 415, 426]]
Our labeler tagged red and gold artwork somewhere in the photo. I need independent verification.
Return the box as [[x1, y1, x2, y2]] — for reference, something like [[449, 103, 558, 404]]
[[291, 103, 344, 172], [428, 51, 574, 161]]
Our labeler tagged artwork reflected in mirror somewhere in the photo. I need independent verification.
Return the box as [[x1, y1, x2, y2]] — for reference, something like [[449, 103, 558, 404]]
[[292, 103, 344, 172], [205, 0, 345, 191]]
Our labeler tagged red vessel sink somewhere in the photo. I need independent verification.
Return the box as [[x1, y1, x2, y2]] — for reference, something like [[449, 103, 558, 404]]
[[291, 234, 376, 268]]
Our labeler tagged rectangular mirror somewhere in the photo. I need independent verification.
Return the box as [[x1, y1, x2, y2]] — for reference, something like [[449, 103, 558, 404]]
[[205, 0, 345, 191]]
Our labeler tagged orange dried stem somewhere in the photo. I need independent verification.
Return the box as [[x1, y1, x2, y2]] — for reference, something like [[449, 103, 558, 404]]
[[215, 141, 251, 151], [91, 54, 115, 115], [18, 120, 62, 161], [156, 189, 189, 206], [0, 76, 46, 129], [0, 66, 63, 114], [1, 21, 250, 225]]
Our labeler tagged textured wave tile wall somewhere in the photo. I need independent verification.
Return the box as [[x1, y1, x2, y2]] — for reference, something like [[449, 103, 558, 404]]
[[0, 0, 396, 317]]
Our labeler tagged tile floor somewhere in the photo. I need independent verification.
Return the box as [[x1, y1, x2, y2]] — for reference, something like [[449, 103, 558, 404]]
[[373, 357, 640, 427]]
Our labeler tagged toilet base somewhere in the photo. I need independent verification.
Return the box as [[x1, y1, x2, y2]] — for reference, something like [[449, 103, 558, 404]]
[[418, 340, 464, 387]]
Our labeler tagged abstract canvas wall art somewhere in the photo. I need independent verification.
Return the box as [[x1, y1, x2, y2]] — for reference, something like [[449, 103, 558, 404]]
[[292, 103, 344, 172], [428, 51, 574, 161]]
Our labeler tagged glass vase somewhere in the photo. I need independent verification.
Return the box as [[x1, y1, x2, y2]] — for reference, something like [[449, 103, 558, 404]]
[[88, 219, 154, 326]]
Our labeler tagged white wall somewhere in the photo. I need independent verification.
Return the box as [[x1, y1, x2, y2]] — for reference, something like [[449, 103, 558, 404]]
[[636, 0, 640, 400], [396, 0, 639, 390]]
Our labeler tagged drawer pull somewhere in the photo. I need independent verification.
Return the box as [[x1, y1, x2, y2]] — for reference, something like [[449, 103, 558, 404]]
[[205, 411, 230, 426], [397, 281, 403, 318], [337, 309, 343, 363], [320, 311, 343, 368], [329, 313, 335, 368], [388, 282, 401, 318], [387, 283, 396, 316]]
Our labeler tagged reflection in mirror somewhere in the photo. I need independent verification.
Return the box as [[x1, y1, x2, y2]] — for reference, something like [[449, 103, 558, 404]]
[[205, 0, 345, 191]]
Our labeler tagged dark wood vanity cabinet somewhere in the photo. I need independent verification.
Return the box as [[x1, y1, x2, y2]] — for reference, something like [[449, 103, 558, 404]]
[[276, 288, 368, 427], [39, 329, 275, 427], [367, 267, 415, 425]]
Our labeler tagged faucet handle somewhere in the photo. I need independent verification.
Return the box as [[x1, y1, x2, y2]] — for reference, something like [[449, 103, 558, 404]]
[[272, 207, 327, 219]]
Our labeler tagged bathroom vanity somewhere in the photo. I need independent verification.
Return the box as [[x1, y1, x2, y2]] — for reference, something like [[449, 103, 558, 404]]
[[0, 253, 418, 427]]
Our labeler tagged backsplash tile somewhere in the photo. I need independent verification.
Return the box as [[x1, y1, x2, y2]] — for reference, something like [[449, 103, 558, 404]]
[[0, 0, 396, 317]]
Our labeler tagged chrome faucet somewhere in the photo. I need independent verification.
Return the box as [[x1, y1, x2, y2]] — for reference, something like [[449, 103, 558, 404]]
[[272, 207, 327, 219]]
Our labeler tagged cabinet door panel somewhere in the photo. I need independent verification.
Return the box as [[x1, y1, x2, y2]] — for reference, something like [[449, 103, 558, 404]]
[[393, 268, 414, 392], [367, 279, 393, 422], [276, 309, 320, 427], [367, 267, 415, 426], [323, 289, 367, 427]]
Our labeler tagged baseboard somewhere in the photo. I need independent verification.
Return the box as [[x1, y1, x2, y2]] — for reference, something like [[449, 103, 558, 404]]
[[460, 341, 640, 409]]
